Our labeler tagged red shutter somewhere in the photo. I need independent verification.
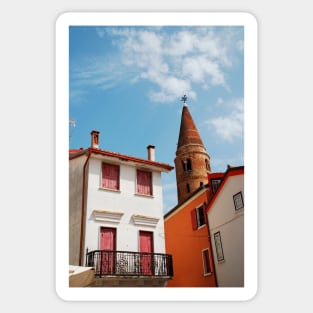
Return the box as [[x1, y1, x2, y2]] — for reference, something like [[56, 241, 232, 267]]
[[137, 170, 152, 195], [191, 209, 198, 230], [102, 164, 119, 190]]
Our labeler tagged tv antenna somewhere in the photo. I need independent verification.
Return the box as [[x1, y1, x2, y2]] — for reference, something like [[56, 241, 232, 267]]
[[69, 119, 76, 146], [69, 119, 76, 127]]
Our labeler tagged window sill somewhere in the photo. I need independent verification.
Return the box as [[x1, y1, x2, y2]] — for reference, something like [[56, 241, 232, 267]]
[[134, 193, 154, 198], [203, 272, 212, 277], [98, 187, 121, 193], [197, 224, 206, 230], [235, 206, 244, 212]]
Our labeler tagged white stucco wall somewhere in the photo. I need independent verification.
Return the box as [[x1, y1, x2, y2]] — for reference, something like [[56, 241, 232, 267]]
[[207, 174, 244, 287], [83, 156, 167, 260]]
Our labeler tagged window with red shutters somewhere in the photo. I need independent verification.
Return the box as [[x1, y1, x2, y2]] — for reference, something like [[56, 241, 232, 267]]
[[191, 204, 206, 230], [191, 209, 198, 230], [101, 163, 120, 190], [136, 170, 152, 196]]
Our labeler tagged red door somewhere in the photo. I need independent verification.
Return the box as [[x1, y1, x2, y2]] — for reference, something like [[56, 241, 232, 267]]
[[139, 231, 154, 275], [100, 227, 116, 274]]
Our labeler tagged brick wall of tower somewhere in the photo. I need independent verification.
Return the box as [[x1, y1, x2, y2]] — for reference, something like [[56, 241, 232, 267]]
[[174, 144, 211, 204]]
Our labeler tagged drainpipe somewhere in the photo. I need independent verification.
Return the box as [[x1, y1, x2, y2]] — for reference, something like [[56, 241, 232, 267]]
[[79, 148, 92, 266]]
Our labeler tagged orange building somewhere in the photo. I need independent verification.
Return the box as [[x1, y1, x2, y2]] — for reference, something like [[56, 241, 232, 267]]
[[164, 99, 217, 287], [164, 186, 217, 287]]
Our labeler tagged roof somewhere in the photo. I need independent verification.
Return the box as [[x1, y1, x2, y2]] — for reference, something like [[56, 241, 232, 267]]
[[205, 166, 244, 214], [177, 105, 205, 149], [164, 183, 209, 219], [69, 147, 174, 172], [69, 148, 84, 154], [164, 166, 244, 219]]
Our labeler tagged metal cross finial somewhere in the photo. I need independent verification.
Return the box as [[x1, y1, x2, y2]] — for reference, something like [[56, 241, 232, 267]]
[[181, 94, 188, 104]]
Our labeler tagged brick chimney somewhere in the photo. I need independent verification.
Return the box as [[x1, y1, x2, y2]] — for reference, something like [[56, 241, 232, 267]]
[[91, 130, 100, 149], [147, 145, 155, 161]]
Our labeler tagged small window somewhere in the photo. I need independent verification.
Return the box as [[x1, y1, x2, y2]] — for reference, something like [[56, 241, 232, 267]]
[[202, 248, 212, 275], [214, 231, 225, 262], [101, 163, 120, 190], [186, 183, 190, 193], [182, 159, 192, 172], [136, 170, 153, 196], [205, 159, 210, 171], [197, 206, 206, 227], [186, 158, 192, 171], [211, 179, 221, 193], [191, 204, 206, 230], [233, 191, 244, 210]]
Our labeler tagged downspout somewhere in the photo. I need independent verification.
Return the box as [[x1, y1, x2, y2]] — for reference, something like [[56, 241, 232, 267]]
[[79, 148, 92, 266]]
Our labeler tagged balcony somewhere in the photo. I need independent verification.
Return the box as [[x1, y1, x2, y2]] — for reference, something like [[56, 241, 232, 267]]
[[85, 249, 173, 278]]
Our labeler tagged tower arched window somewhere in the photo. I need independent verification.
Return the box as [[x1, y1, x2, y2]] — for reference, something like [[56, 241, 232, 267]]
[[186, 158, 192, 171], [186, 183, 190, 193], [205, 159, 210, 171], [182, 159, 192, 172]]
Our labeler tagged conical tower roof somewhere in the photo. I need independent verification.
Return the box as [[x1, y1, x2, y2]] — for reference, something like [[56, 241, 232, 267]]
[[174, 99, 211, 205], [177, 105, 204, 150]]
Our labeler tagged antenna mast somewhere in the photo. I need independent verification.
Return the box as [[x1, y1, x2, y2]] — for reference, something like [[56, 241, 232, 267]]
[[69, 119, 76, 146]]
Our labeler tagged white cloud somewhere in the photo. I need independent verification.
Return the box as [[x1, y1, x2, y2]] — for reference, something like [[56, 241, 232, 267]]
[[165, 30, 196, 56], [206, 98, 244, 142], [70, 58, 135, 91], [148, 75, 194, 102], [105, 27, 242, 103], [73, 27, 243, 104], [182, 55, 225, 86]]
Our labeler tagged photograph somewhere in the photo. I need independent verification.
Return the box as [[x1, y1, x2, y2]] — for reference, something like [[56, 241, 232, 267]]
[[56, 11, 257, 301]]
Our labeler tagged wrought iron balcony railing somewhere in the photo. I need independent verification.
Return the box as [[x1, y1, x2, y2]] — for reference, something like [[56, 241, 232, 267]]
[[85, 249, 173, 278]]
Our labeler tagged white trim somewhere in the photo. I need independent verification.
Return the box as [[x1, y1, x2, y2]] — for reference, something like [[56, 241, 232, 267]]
[[92, 209, 124, 223], [132, 214, 160, 227], [201, 248, 213, 275]]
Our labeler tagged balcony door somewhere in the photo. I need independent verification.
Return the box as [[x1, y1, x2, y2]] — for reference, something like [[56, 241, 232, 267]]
[[100, 227, 116, 274], [139, 231, 154, 275]]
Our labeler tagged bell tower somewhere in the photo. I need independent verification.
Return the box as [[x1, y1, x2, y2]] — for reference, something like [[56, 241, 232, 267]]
[[174, 95, 211, 204]]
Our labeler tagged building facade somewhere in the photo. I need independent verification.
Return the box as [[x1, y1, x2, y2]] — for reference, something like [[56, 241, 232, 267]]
[[206, 166, 244, 287], [69, 130, 174, 287], [164, 186, 217, 287]]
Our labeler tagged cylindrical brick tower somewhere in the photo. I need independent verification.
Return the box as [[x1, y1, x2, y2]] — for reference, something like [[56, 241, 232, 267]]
[[174, 102, 211, 204]]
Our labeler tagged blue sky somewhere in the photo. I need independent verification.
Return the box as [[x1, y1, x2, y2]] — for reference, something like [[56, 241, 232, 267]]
[[69, 25, 244, 213]]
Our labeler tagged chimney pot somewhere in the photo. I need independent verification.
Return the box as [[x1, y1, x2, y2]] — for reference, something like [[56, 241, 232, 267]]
[[91, 130, 100, 149], [147, 145, 155, 161]]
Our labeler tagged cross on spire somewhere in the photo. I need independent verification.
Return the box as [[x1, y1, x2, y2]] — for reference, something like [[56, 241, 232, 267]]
[[181, 94, 188, 105]]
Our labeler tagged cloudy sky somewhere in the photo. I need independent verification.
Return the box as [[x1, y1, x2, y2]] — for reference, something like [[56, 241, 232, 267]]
[[69, 25, 244, 213]]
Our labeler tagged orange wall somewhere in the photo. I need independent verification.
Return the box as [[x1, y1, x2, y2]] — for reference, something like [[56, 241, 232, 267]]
[[164, 190, 217, 287]]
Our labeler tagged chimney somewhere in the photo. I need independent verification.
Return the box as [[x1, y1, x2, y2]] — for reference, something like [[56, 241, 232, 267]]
[[147, 145, 155, 161], [91, 130, 100, 149]]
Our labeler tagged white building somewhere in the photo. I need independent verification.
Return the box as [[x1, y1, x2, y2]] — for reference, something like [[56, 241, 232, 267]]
[[206, 166, 244, 287], [69, 130, 174, 287]]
